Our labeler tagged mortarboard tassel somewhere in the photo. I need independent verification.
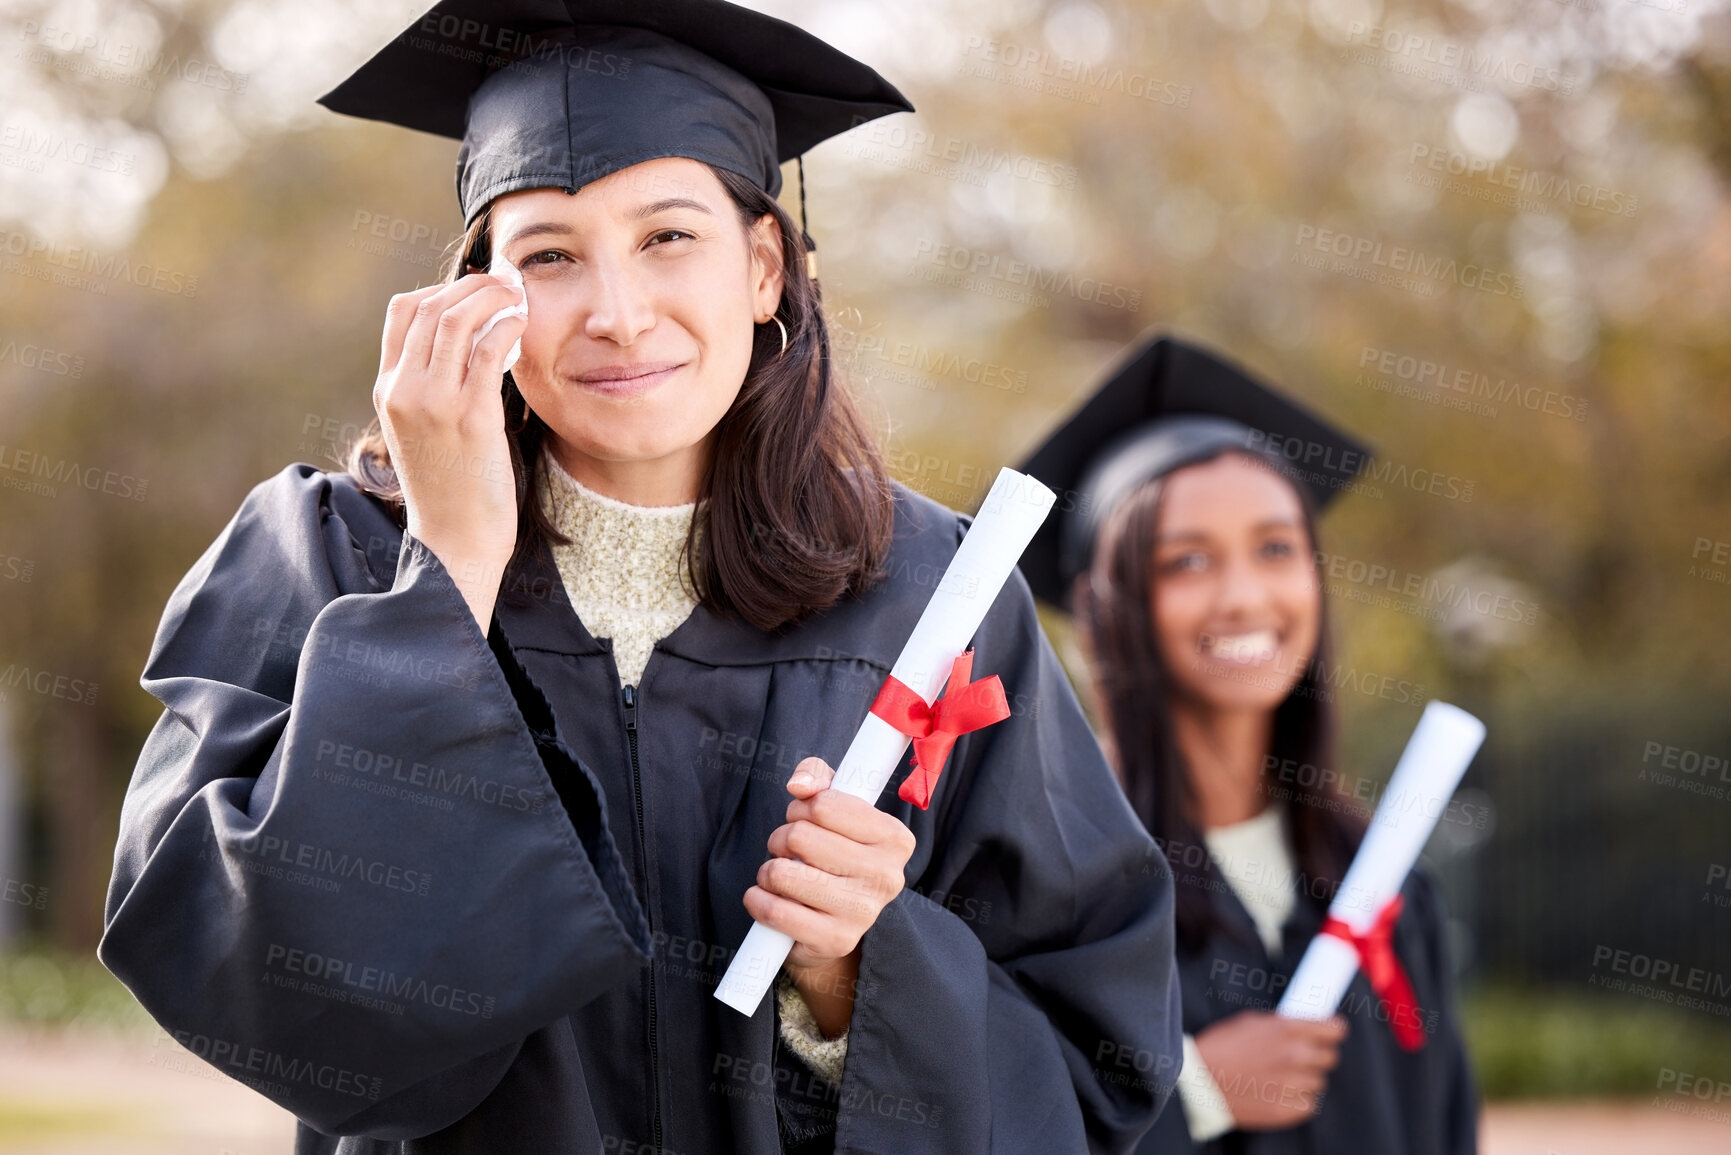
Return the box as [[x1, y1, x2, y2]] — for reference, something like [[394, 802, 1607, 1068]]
[[798, 155, 818, 284]]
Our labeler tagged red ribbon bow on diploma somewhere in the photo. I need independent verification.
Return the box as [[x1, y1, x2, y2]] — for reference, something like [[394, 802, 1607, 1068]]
[[869, 649, 1011, 810], [1320, 894, 1426, 1051]]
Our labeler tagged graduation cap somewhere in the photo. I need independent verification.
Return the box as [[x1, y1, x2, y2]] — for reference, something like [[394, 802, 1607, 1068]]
[[1015, 335, 1373, 607], [316, 0, 915, 228]]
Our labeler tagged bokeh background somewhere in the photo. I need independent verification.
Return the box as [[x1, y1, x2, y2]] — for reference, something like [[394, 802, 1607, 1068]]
[[2, 0, 1730, 1150]]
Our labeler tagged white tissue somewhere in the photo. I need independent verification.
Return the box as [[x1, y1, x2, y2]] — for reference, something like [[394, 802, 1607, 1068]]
[[470, 251, 526, 372]]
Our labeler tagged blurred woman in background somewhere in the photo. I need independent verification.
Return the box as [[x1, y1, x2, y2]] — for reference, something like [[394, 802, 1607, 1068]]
[[1020, 334, 1478, 1155]]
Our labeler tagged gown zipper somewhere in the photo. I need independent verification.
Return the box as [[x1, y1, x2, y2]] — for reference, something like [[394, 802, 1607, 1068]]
[[622, 681, 663, 1154]]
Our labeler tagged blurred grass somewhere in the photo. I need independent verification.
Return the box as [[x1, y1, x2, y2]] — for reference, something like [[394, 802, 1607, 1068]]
[[0, 947, 150, 1032], [4, 950, 1729, 1099], [0, 1099, 132, 1143], [1464, 985, 1731, 1099]]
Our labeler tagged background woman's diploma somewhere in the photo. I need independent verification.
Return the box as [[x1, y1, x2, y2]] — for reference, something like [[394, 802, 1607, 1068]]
[[714, 467, 1057, 1016], [1275, 701, 1487, 1044]]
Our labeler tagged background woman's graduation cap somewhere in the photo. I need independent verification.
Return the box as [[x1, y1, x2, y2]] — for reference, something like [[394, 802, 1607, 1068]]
[[1016, 334, 1372, 606], [316, 0, 915, 226]]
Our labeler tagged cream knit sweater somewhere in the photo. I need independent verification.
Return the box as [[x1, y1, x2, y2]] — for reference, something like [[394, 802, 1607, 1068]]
[[537, 448, 851, 1086]]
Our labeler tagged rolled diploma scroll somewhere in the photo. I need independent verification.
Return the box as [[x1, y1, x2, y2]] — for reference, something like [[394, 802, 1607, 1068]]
[[469, 250, 526, 372], [713, 467, 1057, 1015], [1276, 700, 1486, 1021]]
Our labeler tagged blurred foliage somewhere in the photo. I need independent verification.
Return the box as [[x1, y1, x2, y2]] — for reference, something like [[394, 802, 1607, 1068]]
[[1463, 985, 1731, 1098]]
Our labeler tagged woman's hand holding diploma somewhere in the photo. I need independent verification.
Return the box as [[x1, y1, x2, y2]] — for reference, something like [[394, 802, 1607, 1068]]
[[1195, 1011, 1348, 1128], [373, 271, 528, 628], [745, 755, 918, 1038], [715, 468, 1055, 1018]]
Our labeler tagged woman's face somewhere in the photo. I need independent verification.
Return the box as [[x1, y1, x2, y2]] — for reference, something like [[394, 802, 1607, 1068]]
[[487, 157, 784, 485], [1148, 453, 1321, 714]]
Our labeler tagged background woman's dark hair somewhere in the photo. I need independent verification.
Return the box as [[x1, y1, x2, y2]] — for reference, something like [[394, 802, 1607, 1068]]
[[1075, 450, 1366, 951], [345, 163, 893, 632]]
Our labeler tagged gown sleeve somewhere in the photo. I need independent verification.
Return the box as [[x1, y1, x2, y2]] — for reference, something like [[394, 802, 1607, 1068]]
[[832, 526, 1183, 1155], [96, 465, 651, 1140]]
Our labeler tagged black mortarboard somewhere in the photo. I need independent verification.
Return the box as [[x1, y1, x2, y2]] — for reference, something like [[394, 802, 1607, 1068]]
[[1015, 334, 1373, 607], [317, 0, 915, 227]]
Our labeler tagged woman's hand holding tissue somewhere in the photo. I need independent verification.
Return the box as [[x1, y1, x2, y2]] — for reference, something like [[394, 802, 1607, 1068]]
[[372, 268, 528, 629]]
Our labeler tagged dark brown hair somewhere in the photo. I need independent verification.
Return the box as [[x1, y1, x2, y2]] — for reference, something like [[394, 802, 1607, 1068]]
[[1075, 450, 1365, 950], [345, 163, 893, 631]]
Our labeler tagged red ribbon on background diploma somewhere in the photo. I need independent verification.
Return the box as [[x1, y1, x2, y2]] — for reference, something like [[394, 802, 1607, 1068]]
[[868, 649, 1010, 809], [1320, 894, 1426, 1051]]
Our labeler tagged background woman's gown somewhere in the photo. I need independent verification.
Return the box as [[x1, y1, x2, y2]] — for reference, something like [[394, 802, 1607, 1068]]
[[1135, 861, 1478, 1155]]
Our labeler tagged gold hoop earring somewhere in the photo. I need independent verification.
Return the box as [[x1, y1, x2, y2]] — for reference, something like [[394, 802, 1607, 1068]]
[[770, 316, 788, 359]]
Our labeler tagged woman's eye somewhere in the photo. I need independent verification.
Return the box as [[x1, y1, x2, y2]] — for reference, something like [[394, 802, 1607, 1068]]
[[523, 249, 567, 266], [1161, 552, 1208, 574], [1260, 539, 1296, 560], [647, 229, 695, 247]]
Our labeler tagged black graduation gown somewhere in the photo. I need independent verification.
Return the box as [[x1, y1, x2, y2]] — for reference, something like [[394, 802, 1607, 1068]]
[[1134, 864, 1477, 1155], [98, 462, 1182, 1155]]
